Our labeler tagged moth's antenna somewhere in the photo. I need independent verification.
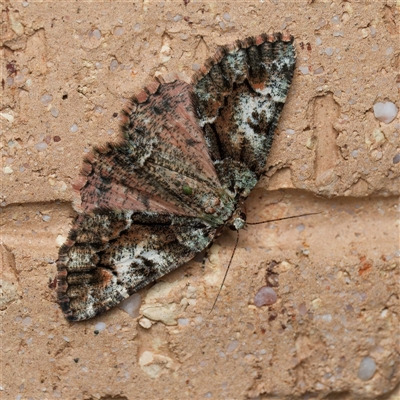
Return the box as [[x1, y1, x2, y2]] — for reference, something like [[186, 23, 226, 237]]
[[208, 212, 320, 314], [209, 230, 240, 314], [247, 211, 322, 225]]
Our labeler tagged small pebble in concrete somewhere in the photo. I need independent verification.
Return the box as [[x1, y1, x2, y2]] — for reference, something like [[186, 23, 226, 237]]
[[117, 293, 141, 318], [95, 322, 106, 332], [254, 286, 277, 307], [35, 142, 48, 152], [41, 94, 52, 105], [373, 102, 398, 124], [70, 124, 78, 133], [358, 356, 376, 381]]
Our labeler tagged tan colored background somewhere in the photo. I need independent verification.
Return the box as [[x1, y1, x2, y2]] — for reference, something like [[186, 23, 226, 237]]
[[1, 1, 399, 399]]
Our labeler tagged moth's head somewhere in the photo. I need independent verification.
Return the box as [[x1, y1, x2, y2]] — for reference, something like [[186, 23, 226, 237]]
[[229, 210, 247, 231]]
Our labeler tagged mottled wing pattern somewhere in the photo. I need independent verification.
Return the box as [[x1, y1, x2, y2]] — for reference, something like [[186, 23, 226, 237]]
[[193, 33, 296, 180], [57, 211, 216, 321], [73, 78, 222, 219], [57, 78, 226, 321], [56, 33, 296, 321]]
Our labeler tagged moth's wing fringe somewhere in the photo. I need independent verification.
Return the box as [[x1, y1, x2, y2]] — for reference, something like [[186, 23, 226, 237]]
[[56, 210, 128, 321], [191, 32, 294, 85], [70, 71, 195, 213]]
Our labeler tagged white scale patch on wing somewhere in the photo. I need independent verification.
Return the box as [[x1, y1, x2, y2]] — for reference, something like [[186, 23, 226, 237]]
[[112, 245, 171, 282], [176, 227, 214, 253], [67, 248, 93, 269], [235, 94, 271, 159]]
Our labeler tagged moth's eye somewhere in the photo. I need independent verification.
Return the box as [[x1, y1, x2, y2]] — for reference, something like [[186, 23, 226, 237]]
[[182, 184, 193, 195], [240, 212, 247, 222]]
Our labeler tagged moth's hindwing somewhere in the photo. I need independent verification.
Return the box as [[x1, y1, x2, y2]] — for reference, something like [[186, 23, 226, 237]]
[[57, 211, 216, 321]]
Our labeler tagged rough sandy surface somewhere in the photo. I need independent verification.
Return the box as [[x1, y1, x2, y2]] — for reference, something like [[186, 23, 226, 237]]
[[1, 1, 399, 399]]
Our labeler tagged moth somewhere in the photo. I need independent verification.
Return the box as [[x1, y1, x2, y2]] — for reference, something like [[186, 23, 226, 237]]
[[56, 33, 296, 321]]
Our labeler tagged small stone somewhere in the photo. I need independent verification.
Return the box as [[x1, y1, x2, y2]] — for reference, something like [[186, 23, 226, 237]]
[[56, 235, 66, 246], [41, 94, 53, 105], [141, 303, 180, 325], [226, 340, 239, 353], [50, 107, 59, 117], [325, 47, 334, 56], [178, 318, 189, 326], [3, 166, 13, 174], [92, 29, 101, 39], [331, 15, 340, 25], [139, 318, 152, 329], [94, 322, 106, 332], [386, 47, 393, 56], [314, 66, 324, 75], [42, 215, 51, 222], [373, 102, 398, 124], [117, 293, 141, 318], [113, 27, 124, 36], [139, 350, 154, 366], [10, 13, 24, 35], [298, 303, 307, 316], [35, 142, 48, 152], [372, 129, 386, 146], [0, 112, 14, 123], [321, 314, 332, 322], [299, 66, 309, 75], [138, 351, 177, 378], [296, 223, 305, 232], [311, 298, 322, 309], [278, 261, 293, 272], [70, 124, 78, 133], [160, 44, 171, 63], [110, 59, 119, 72], [254, 287, 277, 307], [223, 12, 231, 21], [358, 356, 376, 381], [393, 153, 400, 164], [58, 181, 67, 192]]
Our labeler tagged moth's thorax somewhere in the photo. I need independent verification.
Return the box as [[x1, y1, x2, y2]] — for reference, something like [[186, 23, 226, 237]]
[[227, 202, 247, 231]]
